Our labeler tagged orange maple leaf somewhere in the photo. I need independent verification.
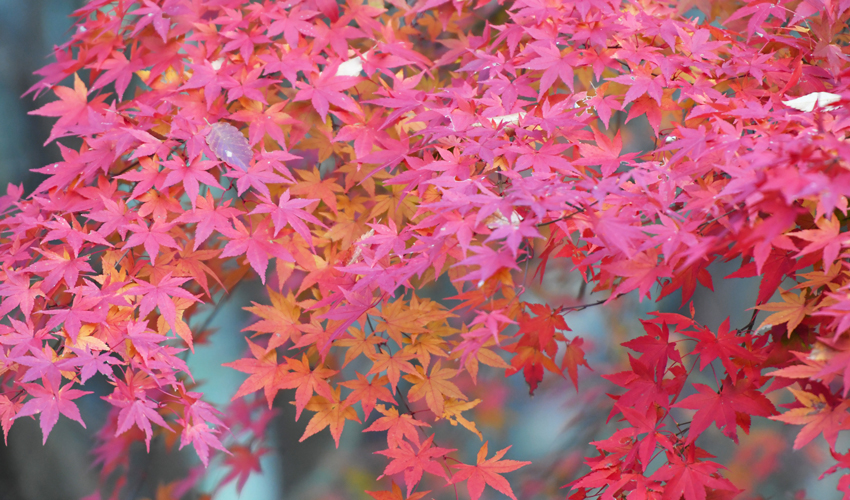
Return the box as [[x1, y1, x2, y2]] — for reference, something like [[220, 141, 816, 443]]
[[223, 338, 288, 408], [299, 386, 360, 447], [754, 289, 816, 335], [770, 387, 850, 449], [403, 360, 466, 416], [366, 482, 430, 500]]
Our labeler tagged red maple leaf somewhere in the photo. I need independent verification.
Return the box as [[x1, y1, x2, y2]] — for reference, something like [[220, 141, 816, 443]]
[[451, 442, 531, 500], [687, 318, 760, 383], [622, 320, 682, 381], [375, 434, 455, 497], [674, 379, 776, 444], [649, 449, 739, 500]]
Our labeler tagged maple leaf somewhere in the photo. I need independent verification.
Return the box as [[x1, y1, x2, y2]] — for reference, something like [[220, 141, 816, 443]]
[[0, 394, 21, 444], [610, 65, 666, 106], [14, 377, 92, 444], [160, 155, 222, 204], [105, 388, 172, 452], [221, 445, 269, 494], [173, 245, 225, 299], [130, 0, 171, 41], [25, 248, 94, 290], [299, 386, 361, 447], [790, 216, 848, 271], [768, 349, 825, 381], [341, 372, 395, 419], [648, 451, 739, 500], [770, 387, 850, 449], [754, 289, 815, 335], [519, 303, 568, 349], [575, 127, 638, 177], [674, 379, 776, 444], [293, 66, 362, 121], [249, 190, 323, 243], [90, 50, 144, 101], [86, 194, 138, 240], [376, 434, 455, 497], [265, 7, 321, 46], [175, 192, 242, 250], [177, 417, 229, 467], [602, 355, 674, 414], [230, 101, 298, 147], [243, 289, 304, 351], [365, 404, 430, 448], [523, 41, 578, 97], [562, 337, 590, 391], [13, 343, 77, 388], [453, 328, 511, 384], [470, 308, 517, 345], [376, 298, 428, 346], [368, 349, 416, 394], [625, 93, 678, 136], [29, 73, 109, 144], [687, 318, 759, 383], [366, 482, 430, 500], [583, 83, 623, 128], [180, 58, 230, 109], [42, 215, 112, 257], [0, 270, 45, 318], [277, 354, 337, 420], [290, 167, 343, 214], [131, 273, 201, 346], [403, 360, 466, 417], [456, 245, 521, 287], [123, 220, 180, 266], [220, 217, 294, 283], [223, 338, 289, 408], [42, 293, 105, 343], [451, 442, 530, 500], [335, 327, 387, 367]]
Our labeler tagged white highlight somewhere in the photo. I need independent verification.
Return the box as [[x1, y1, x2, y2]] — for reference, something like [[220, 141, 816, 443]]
[[783, 92, 842, 112], [471, 112, 526, 128], [336, 56, 364, 77]]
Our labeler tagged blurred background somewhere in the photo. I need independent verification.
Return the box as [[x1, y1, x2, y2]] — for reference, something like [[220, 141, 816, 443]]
[[0, 0, 82, 194], [0, 1, 844, 500]]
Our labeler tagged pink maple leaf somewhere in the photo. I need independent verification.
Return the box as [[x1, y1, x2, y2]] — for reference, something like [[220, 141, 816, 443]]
[[14, 377, 91, 444]]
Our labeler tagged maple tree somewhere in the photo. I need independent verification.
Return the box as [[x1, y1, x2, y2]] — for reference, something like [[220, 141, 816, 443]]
[[4, 0, 850, 498]]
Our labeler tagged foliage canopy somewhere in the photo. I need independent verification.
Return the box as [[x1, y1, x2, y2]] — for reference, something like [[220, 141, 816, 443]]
[[4, 0, 850, 498]]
